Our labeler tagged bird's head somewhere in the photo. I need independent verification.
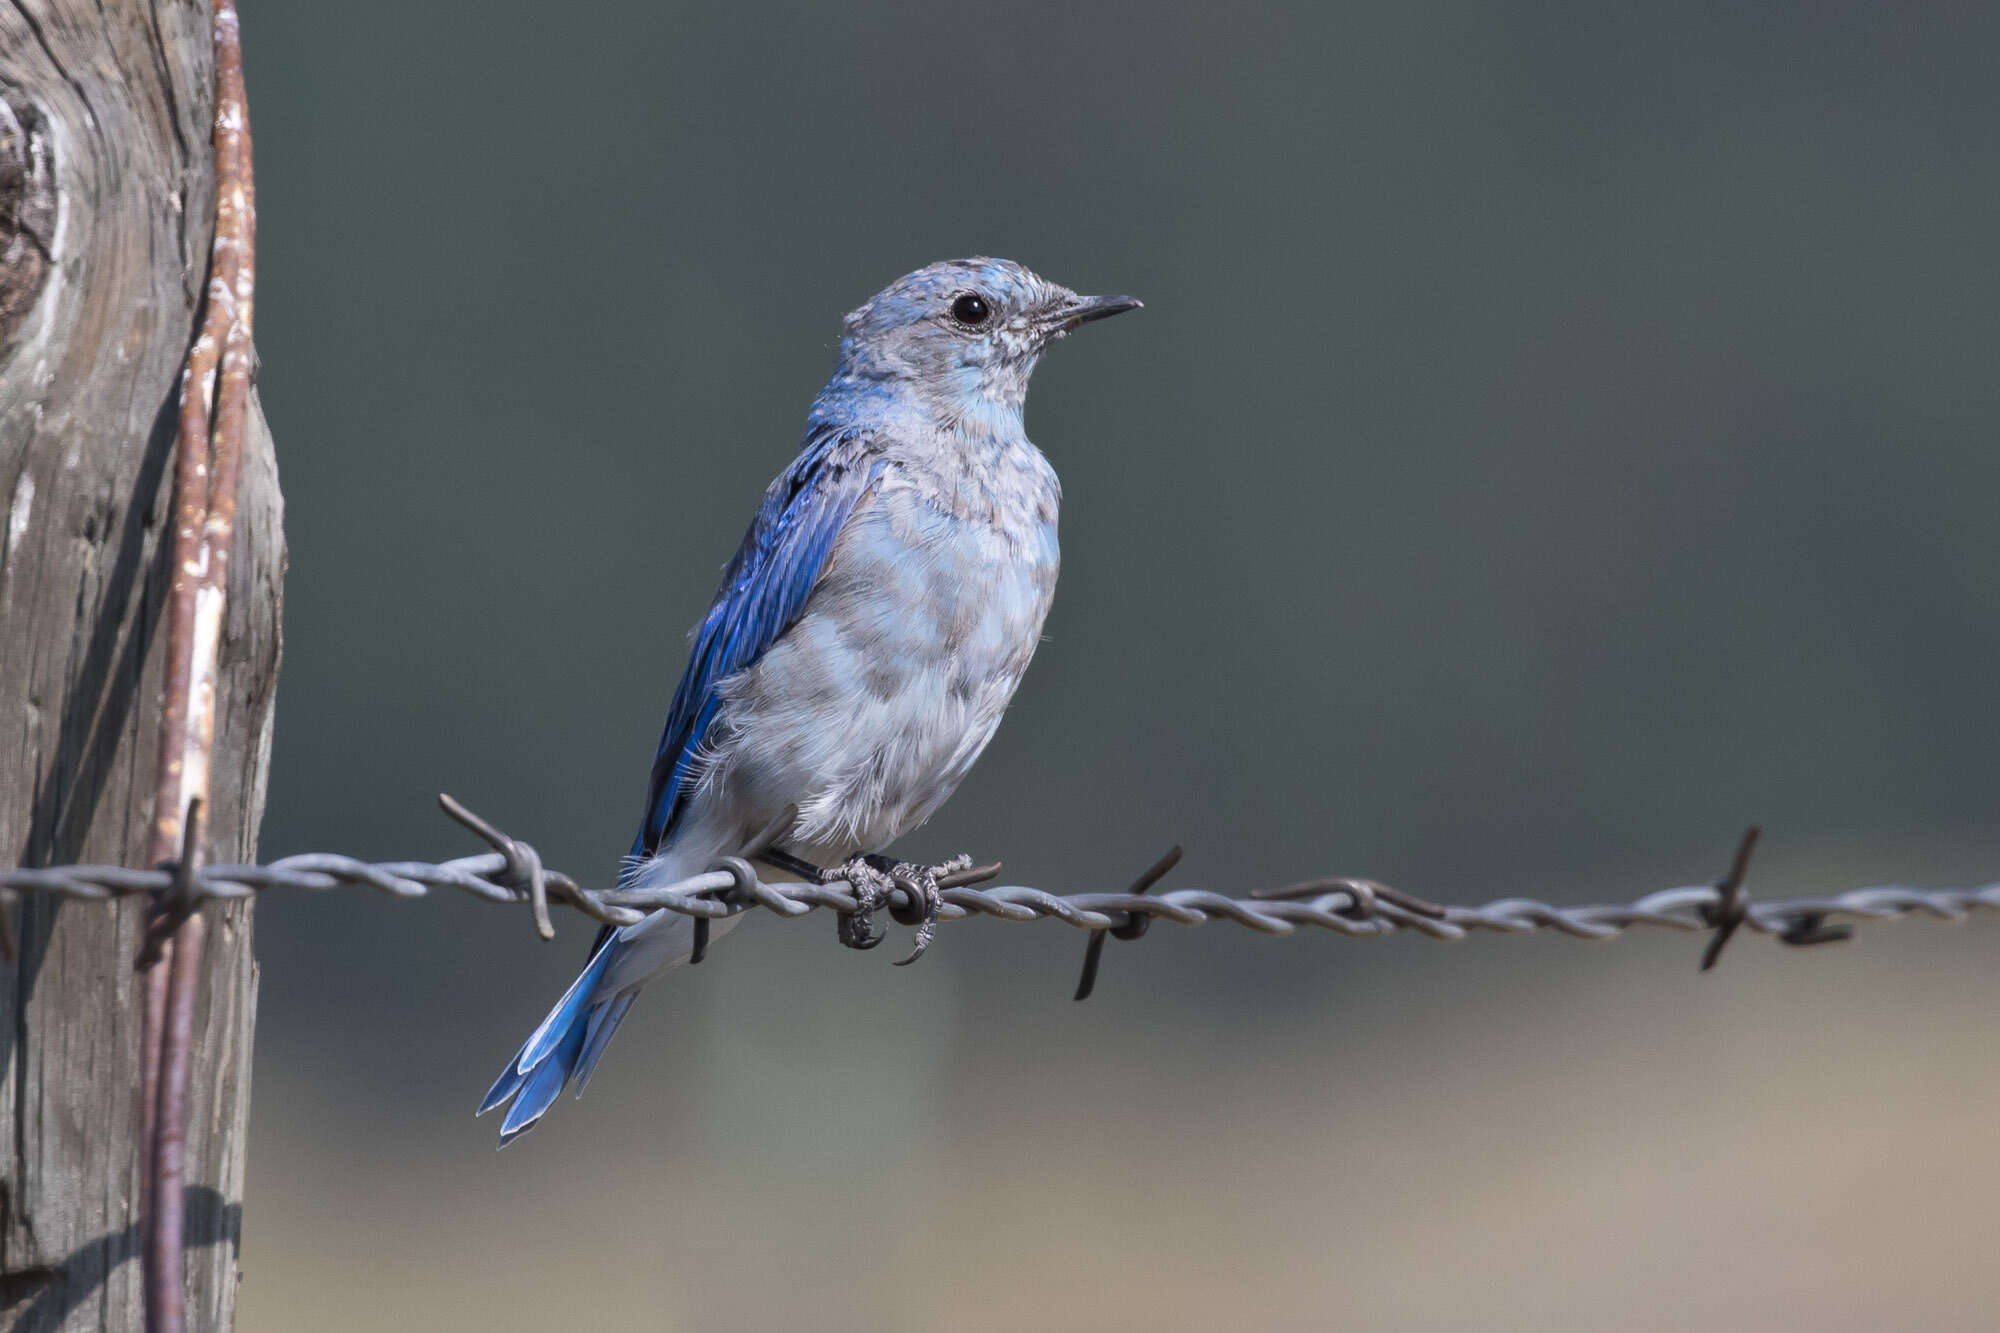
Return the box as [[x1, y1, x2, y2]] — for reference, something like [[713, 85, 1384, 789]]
[[830, 258, 1140, 429]]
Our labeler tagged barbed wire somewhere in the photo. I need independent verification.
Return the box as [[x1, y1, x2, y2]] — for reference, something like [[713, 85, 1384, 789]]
[[5, 796, 1995, 998]]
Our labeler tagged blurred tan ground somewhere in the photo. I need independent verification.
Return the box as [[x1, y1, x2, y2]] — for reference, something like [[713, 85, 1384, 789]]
[[237, 841, 1999, 1332]]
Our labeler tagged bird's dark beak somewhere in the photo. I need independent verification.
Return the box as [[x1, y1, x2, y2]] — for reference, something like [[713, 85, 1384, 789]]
[[1049, 293, 1144, 332]]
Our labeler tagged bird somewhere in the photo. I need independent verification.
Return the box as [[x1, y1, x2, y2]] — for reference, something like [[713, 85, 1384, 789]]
[[478, 258, 1140, 1144]]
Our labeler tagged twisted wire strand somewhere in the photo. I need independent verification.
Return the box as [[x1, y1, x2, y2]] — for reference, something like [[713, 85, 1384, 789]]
[[4, 799, 1995, 962]]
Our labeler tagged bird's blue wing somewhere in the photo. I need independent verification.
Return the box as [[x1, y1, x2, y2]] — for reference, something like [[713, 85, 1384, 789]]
[[488, 425, 882, 1139], [628, 426, 881, 864]]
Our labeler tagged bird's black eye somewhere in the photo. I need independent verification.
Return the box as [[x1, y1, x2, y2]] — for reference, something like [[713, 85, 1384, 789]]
[[951, 293, 991, 326]]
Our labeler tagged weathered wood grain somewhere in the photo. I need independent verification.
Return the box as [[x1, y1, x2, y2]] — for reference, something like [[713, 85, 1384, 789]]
[[0, 3, 282, 1328]]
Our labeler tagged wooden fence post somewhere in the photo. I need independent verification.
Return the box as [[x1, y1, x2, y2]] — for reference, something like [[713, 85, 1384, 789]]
[[0, 3, 282, 1328]]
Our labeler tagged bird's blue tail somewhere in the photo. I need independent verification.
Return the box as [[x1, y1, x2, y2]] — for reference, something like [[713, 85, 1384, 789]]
[[477, 935, 638, 1146]]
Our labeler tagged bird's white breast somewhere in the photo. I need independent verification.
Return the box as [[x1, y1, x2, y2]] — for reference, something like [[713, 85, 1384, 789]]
[[696, 441, 1060, 859]]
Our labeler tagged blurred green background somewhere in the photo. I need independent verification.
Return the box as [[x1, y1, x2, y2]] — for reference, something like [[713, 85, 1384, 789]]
[[239, 2, 1999, 1329]]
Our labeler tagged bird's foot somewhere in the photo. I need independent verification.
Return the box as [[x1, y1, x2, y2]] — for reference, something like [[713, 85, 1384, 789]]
[[822, 854, 897, 951], [883, 853, 973, 966], [820, 853, 973, 964]]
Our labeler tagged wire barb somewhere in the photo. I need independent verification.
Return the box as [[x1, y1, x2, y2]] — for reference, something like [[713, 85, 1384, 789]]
[[1699, 826, 1761, 972], [1075, 845, 1183, 1001], [1779, 911, 1854, 948], [439, 793, 553, 940]]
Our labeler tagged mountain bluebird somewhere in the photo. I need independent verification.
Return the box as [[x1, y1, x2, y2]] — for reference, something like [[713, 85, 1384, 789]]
[[479, 258, 1140, 1143]]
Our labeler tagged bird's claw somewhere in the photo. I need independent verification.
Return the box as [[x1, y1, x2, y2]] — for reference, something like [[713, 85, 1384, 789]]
[[823, 855, 895, 950], [886, 854, 970, 965]]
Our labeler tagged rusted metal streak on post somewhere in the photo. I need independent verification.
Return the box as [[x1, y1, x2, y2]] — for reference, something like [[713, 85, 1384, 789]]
[[142, 5, 255, 1332]]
